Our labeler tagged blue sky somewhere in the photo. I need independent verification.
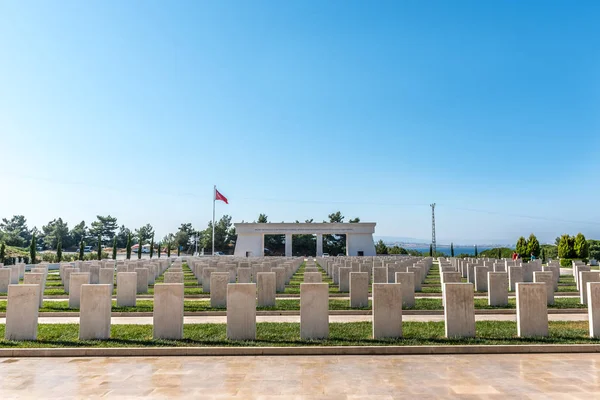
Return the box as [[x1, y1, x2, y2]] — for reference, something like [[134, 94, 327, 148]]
[[1, 0, 599, 244]]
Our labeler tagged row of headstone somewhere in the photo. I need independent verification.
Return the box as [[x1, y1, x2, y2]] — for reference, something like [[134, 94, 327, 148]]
[[0, 264, 25, 292], [321, 257, 432, 292], [3, 280, 404, 341], [0, 258, 182, 311], [4, 282, 186, 341], [188, 258, 303, 294], [442, 281, 599, 338], [440, 258, 561, 293], [6, 266, 600, 341]]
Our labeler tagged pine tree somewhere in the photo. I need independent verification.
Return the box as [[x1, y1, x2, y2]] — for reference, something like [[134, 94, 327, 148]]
[[516, 236, 528, 258], [79, 240, 84, 261], [574, 233, 589, 259], [29, 233, 37, 264], [558, 234, 575, 259], [150, 233, 155, 259], [526, 233, 541, 258], [97, 233, 102, 260], [126, 232, 132, 260], [0, 242, 5, 263], [429, 244, 433, 257], [474, 245, 478, 257], [450, 243, 454, 257], [167, 242, 171, 257], [57, 238, 63, 262], [112, 237, 117, 260], [375, 240, 388, 255]]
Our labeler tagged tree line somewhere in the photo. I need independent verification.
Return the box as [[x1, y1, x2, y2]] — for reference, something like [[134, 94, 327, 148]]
[[0, 210, 361, 262], [374, 232, 599, 263], [0, 214, 238, 263]]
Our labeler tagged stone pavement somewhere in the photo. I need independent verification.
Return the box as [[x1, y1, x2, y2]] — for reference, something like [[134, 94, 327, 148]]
[[0, 354, 598, 398]]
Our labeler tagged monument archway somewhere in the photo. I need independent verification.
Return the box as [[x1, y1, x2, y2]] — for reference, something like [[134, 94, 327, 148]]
[[233, 222, 376, 257]]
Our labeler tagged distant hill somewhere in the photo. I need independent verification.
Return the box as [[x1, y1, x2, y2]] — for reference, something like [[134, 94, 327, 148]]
[[374, 236, 429, 244], [374, 236, 513, 248]]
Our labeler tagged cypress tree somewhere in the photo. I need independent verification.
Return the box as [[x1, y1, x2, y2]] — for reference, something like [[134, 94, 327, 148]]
[[112, 237, 117, 260], [150, 233, 155, 259], [126, 232, 132, 260], [57, 238, 63, 262], [450, 243, 454, 257], [79, 240, 84, 261], [30, 233, 37, 264], [0, 242, 5, 263], [167, 242, 171, 258], [97, 233, 102, 260], [137, 231, 143, 260], [177, 245, 181, 257], [474, 245, 478, 257], [158, 242, 161, 258], [429, 244, 433, 257], [541, 247, 546, 263], [497, 248, 501, 259]]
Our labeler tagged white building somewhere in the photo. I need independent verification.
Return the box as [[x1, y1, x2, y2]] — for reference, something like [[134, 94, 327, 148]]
[[233, 222, 376, 257]]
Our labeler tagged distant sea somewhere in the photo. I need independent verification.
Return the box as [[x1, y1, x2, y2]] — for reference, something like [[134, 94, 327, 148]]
[[409, 246, 493, 256]]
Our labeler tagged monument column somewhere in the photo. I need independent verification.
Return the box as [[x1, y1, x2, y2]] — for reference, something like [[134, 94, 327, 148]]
[[346, 233, 351, 256], [316, 233, 323, 257], [285, 234, 293, 257]]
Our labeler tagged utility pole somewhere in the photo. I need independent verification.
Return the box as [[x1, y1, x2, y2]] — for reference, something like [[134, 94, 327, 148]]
[[430, 203, 436, 256]]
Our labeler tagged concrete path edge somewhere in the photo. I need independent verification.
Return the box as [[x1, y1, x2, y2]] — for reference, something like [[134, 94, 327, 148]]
[[1, 344, 600, 357]]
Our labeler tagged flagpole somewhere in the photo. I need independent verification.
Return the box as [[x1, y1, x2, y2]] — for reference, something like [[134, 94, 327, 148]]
[[212, 185, 216, 255]]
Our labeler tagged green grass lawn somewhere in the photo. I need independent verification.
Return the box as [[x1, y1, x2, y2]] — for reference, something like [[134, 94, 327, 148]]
[[5, 296, 583, 313], [420, 286, 442, 293], [285, 262, 341, 294], [0, 321, 595, 347]]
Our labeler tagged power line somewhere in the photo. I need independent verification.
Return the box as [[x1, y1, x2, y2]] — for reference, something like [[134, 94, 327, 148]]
[[11, 174, 199, 198], [7, 174, 600, 226], [444, 206, 600, 226]]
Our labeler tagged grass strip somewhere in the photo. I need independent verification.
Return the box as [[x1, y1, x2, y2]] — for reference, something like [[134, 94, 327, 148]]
[[8, 296, 584, 313], [0, 321, 596, 347]]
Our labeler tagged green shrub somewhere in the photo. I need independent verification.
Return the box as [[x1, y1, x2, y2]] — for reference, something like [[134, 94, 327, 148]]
[[85, 252, 109, 261], [42, 253, 86, 263], [560, 258, 572, 267], [41, 253, 58, 263]]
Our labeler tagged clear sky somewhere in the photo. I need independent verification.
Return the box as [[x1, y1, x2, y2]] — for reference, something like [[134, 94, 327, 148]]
[[1, 0, 599, 245]]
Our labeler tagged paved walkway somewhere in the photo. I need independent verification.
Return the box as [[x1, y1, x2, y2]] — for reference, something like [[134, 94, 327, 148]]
[[0, 354, 598, 398], [0, 313, 588, 325]]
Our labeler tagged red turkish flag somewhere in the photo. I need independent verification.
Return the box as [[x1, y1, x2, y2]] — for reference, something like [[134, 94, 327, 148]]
[[215, 189, 228, 204]]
